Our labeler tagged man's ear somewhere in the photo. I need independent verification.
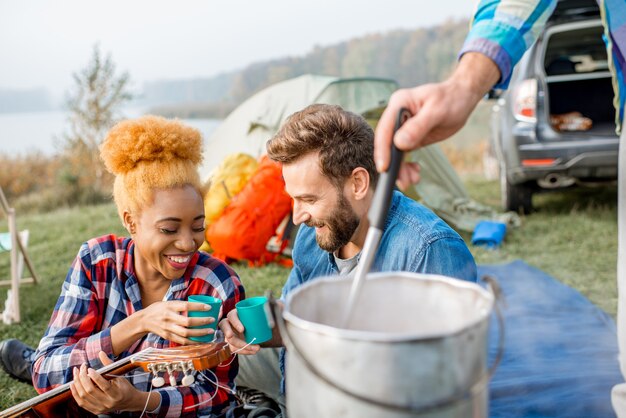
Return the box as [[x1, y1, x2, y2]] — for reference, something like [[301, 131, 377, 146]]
[[123, 211, 136, 235], [349, 167, 370, 200]]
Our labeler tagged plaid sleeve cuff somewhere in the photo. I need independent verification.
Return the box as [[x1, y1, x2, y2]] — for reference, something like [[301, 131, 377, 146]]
[[84, 327, 113, 364], [460, 20, 530, 89], [153, 387, 182, 418]]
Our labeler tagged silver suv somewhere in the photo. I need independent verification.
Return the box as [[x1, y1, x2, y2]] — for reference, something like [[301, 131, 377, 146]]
[[489, 0, 618, 213]]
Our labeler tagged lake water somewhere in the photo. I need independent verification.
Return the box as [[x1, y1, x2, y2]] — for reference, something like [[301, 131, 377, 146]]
[[0, 109, 222, 156]]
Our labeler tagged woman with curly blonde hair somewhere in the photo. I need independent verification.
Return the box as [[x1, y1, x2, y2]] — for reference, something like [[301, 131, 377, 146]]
[[30, 116, 244, 417]]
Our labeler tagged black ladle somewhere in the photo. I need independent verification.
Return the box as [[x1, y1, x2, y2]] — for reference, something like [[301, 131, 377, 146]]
[[341, 108, 411, 328]]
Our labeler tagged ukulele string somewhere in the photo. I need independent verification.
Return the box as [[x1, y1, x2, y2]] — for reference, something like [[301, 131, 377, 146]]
[[95, 370, 155, 417], [100, 338, 252, 381], [147, 340, 254, 412], [103, 371, 151, 379], [98, 341, 251, 414], [218, 338, 257, 367], [138, 379, 154, 418], [184, 368, 234, 411]]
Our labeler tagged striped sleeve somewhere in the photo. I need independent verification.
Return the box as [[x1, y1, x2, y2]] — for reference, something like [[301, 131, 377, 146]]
[[460, 0, 557, 88], [32, 240, 113, 393]]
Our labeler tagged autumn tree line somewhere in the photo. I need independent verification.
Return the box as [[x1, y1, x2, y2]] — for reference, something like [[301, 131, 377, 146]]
[[1, 19, 469, 213]]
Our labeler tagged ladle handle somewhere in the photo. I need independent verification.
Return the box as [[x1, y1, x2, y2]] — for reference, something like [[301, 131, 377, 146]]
[[368, 108, 410, 229]]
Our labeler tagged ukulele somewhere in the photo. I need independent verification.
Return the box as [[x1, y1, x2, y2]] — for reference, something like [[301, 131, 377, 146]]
[[0, 342, 232, 418]]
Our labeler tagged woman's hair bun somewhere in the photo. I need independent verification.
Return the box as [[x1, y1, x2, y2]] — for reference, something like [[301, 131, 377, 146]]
[[100, 115, 202, 175]]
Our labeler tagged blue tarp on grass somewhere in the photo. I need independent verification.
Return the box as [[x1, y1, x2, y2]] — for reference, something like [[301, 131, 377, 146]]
[[481, 260, 623, 417]]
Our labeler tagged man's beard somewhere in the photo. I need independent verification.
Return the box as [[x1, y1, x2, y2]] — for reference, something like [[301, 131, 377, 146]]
[[307, 192, 360, 253]]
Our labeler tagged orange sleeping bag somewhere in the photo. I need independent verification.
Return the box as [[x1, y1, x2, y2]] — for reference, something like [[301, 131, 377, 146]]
[[205, 156, 293, 264]]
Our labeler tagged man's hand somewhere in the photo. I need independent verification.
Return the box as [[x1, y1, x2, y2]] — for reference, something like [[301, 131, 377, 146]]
[[374, 52, 501, 175], [396, 161, 421, 192], [219, 309, 261, 355]]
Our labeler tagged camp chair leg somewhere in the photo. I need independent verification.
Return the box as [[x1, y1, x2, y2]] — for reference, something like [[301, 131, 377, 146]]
[[0, 216, 37, 324], [16, 232, 38, 285], [2, 290, 16, 325], [3, 209, 21, 324], [0, 229, 38, 324], [0, 188, 38, 324]]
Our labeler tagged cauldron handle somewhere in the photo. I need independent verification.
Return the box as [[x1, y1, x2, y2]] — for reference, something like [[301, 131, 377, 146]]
[[266, 281, 506, 414], [481, 274, 506, 379]]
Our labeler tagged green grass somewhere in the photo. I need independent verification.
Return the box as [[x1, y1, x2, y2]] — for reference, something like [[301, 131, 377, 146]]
[[0, 176, 617, 409], [464, 176, 617, 316]]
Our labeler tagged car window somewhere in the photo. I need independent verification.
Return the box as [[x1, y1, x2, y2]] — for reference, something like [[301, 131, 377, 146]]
[[544, 25, 607, 75]]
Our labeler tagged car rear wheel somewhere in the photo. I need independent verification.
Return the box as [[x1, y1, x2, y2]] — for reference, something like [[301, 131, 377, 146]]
[[501, 171, 533, 214]]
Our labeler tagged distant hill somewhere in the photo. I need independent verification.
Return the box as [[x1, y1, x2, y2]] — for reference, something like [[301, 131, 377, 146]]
[[143, 17, 492, 177], [229, 19, 468, 99], [140, 72, 236, 106], [147, 18, 470, 118], [0, 19, 471, 116]]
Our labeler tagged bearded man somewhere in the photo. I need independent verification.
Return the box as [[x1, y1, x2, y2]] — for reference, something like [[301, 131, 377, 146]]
[[271, 104, 476, 288], [219, 103, 477, 417]]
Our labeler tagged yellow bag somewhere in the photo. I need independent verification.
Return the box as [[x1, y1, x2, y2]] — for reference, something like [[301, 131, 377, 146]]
[[204, 153, 258, 225]]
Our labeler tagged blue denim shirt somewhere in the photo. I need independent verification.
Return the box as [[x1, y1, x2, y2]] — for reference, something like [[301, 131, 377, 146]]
[[278, 191, 477, 390], [282, 190, 476, 299]]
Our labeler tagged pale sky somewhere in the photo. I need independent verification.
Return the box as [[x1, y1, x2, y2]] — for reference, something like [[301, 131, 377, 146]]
[[0, 0, 476, 99]]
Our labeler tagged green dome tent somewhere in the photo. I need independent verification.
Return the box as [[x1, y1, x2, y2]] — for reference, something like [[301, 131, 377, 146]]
[[201, 74, 518, 232]]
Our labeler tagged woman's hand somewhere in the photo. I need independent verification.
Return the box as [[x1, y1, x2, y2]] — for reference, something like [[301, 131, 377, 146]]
[[219, 309, 261, 355], [138, 300, 217, 345], [111, 300, 217, 354], [70, 351, 159, 414]]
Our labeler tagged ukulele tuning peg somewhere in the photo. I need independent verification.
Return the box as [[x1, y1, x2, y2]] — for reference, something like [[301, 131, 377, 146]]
[[166, 364, 177, 386], [148, 365, 165, 388], [152, 375, 165, 388], [181, 373, 195, 386], [181, 362, 195, 386]]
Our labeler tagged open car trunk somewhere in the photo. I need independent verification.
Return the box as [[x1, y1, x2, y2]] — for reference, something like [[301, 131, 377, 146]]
[[547, 77, 616, 135], [542, 18, 617, 136]]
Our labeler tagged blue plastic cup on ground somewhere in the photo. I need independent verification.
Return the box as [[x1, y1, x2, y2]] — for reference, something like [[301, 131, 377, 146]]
[[236, 296, 273, 344], [471, 220, 507, 249], [188, 295, 222, 343]]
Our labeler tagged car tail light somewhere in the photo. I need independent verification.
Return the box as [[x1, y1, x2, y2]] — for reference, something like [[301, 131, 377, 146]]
[[521, 158, 557, 167], [512, 78, 537, 123]]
